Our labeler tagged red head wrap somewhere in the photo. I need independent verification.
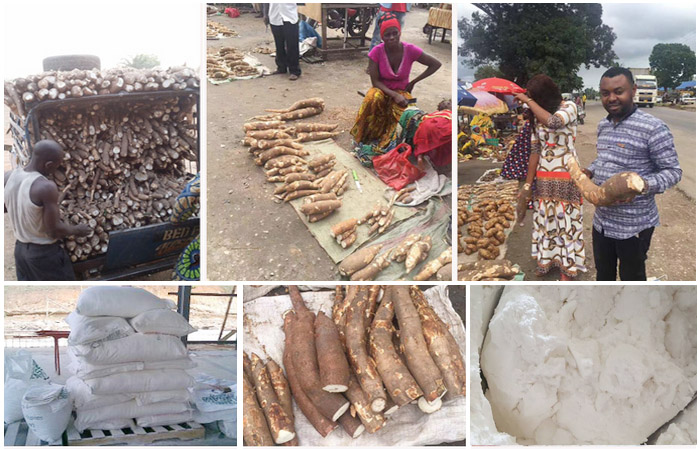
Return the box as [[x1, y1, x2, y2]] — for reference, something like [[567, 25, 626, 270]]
[[380, 17, 401, 38]]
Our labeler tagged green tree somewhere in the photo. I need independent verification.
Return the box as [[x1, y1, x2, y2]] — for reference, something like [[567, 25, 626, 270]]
[[649, 43, 696, 91], [584, 87, 599, 100], [120, 54, 160, 69], [459, 3, 617, 92], [473, 65, 505, 81]]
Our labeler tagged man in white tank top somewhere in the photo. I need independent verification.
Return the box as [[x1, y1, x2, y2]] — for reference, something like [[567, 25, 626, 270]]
[[4, 140, 91, 280]]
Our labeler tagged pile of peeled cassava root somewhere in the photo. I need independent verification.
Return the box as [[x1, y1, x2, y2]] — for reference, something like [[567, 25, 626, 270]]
[[207, 47, 260, 81], [4, 67, 199, 262], [206, 21, 238, 38], [242, 285, 466, 445], [242, 98, 346, 213], [457, 181, 517, 260]]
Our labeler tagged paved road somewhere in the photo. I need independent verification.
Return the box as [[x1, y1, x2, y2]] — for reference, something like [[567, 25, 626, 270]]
[[584, 101, 695, 199]]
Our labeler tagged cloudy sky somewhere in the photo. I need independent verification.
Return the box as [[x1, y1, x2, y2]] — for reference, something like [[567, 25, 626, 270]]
[[457, 2, 697, 89], [4, 2, 202, 79]]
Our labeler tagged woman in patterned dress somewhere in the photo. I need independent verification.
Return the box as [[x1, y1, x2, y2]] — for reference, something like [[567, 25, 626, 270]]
[[514, 75, 586, 280]]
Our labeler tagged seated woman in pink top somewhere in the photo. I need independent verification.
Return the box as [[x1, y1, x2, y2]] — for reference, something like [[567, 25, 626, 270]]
[[350, 14, 441, 160]]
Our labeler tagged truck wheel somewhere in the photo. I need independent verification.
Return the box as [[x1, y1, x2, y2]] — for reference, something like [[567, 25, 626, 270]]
[[43, 55, 101, 72], [649, 104, 654, 108]]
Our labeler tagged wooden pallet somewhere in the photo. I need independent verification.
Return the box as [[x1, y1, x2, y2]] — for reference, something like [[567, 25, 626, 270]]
[[4, 421, 62, 446], [66, 421, 205, 446]]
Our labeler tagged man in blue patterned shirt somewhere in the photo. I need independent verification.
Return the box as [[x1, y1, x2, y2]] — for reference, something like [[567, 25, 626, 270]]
[[583, 67, 682, 281]]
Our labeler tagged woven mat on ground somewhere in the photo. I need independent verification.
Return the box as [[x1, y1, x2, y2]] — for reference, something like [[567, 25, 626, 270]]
[[285, 138, 417, 264], [242, 286, 467, 446], [360, 197, 451, 281]]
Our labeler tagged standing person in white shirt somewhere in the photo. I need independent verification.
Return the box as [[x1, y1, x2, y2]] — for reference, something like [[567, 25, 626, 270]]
[[263, 3, 301, 80]]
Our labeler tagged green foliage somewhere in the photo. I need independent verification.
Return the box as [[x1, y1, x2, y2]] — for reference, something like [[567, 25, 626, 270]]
[[584, 87, 599, 100], [649, 43, 696, 91], [459, 3, 617, 92], [474, 65, 505, 80], [120, 54, 161, 69]]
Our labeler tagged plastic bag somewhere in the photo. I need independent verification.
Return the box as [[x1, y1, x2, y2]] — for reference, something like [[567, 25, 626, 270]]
[[372, 143, 425, 191]]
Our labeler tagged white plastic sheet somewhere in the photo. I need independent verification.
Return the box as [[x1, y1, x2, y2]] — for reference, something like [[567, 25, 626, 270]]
[[243, 286, 466, 446]]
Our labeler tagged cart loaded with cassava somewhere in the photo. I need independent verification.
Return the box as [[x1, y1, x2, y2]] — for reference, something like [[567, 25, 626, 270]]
[[4, 56, 200, 279], [243, 285, 466, 445]]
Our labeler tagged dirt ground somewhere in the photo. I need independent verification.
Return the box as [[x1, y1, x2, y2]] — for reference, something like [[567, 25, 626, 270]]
[[206, 8, 452, 281], [459, 102, 696, 281], [4, 285, 236, 334]]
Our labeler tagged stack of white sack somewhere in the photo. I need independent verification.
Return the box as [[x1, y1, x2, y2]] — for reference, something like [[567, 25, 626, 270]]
[[190, 375, 236, 439], [65, 286, 198, 432]]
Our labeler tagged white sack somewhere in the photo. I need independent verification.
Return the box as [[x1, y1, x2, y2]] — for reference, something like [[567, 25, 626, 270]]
[[77, 418, 135, 431], [243, 286, 467, 446], [219, 419, 236, 439], [75, 400, 190, 432], [21, 384, 72, 443], [77, 286, 175, 318], [136, 411, 194, 427], [194, 408, 237, 423], [5, 378, 30, 424], [67, 356, 195, 380], [191, 376, 236, 412], [65, 311, 134, 345], [67, 376, 191, 410], [84, 369, 194, 395], [69, 334, 187, 365], [130, 309, 196, 336]]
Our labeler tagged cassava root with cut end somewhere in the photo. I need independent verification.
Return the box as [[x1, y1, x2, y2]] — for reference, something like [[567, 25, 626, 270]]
[[349, 251, 392, 281], [409, 286, 466, 400], [344, 286, 387, 412], [243, 372, 275, 446], [567, 157, 645, 206], [338, 244, 383, 277], [250, 352, 296, 444], [315, 312, 350, 393], [344, 373, 387, 433], [369, 287, 424, 406], [287, 286, 350, 422], [266, 359, 299, 446], [390, 285, 447, 402], [282, 312, 338, 438], [337, 410, 365, 438], [293, 122, 339, 133], [413, 247, 452, 281]]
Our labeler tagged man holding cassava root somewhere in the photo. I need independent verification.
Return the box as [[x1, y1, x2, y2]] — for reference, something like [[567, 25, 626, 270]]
[[4, 140, 91, 280], [583, 67, 681, 281]]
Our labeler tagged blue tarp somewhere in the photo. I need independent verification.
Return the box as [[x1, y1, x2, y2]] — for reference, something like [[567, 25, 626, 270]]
[[457, 83, 477, 107], [299, 20, 322, 47], [676, 80, 696, 90]]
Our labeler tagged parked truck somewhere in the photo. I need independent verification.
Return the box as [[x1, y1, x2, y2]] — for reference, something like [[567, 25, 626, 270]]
[[630, 68, 658, 107]]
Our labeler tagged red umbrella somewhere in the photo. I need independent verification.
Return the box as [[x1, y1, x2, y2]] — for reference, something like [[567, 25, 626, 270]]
[[472, 77, 526, 94]]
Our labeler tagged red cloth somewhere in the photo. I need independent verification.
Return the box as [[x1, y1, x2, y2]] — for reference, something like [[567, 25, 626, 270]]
[[224, 7, 240, 18], [380, 18, 401, 38], [413, 110, 452, 167], [381, 4, 407, 12]]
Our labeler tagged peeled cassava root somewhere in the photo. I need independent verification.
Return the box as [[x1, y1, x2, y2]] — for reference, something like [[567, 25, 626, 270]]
[[4, 67, 200, 262], [567, 157, 645, 206]]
